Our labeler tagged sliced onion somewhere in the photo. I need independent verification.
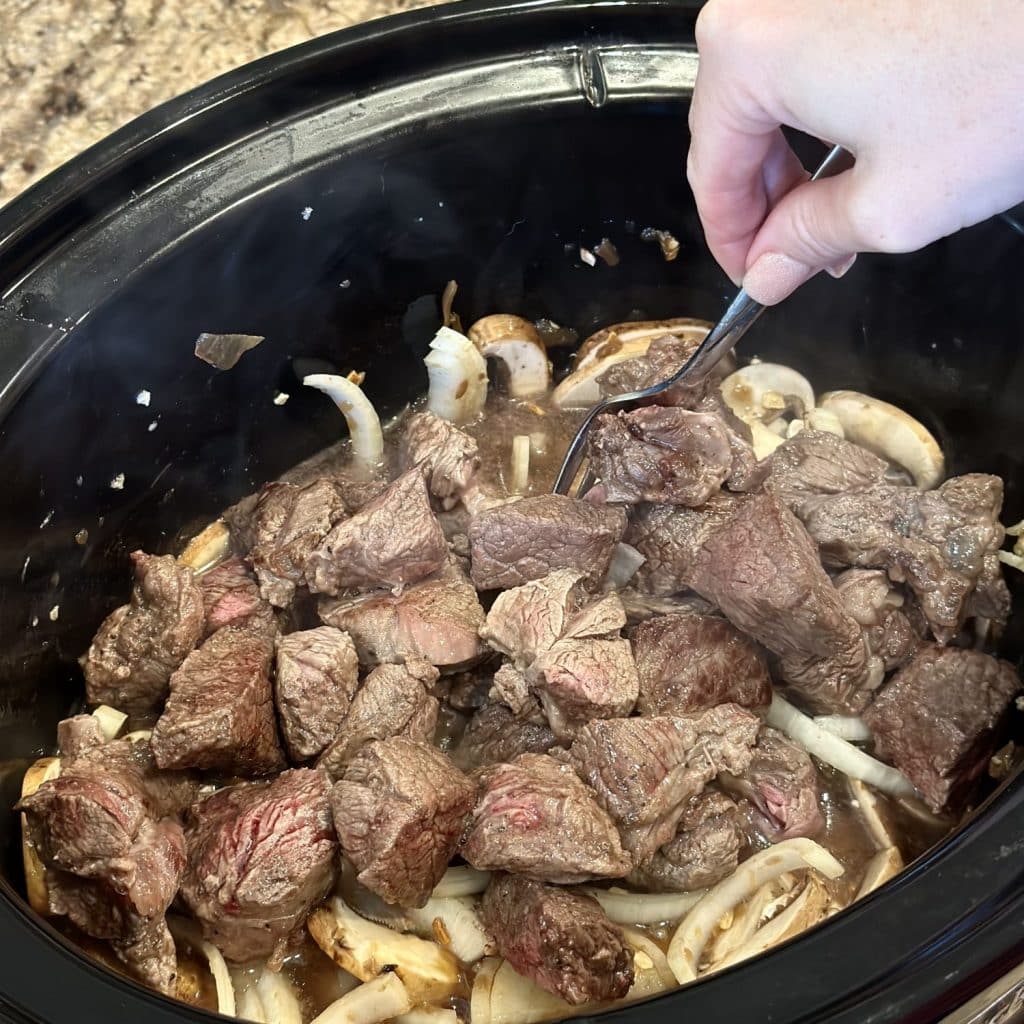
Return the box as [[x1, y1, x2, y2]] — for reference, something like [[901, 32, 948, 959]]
[[605, 543, 646, 590], [432, 866, 490, 898], [847, 778, 895, 850], [413, 896, 493, 963], [233, 970, 268, 1024], [510, 436, 530, 495], [767, 694, 917, 800], [91, 704, 127, 741], [619, 926, 676, 989], [310, 973, 412, 1024], [167, 916, 236, 1017], [856, 846, 903, 898], [396, 1010, 459, 1024], [424, 326, 488, 424], [812, 715, 872, 743], [666, 839, 844, 983], [583, 886, 706, 925], [256, 969, 303, 1024], [303, 373, 385, 468]]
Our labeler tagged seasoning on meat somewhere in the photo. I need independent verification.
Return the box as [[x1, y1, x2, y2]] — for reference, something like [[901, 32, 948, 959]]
[[480, 874, 634, 1005], [332, 737, 477, 908], [181, 769, 336, 963], [82, 551, 205, 716]]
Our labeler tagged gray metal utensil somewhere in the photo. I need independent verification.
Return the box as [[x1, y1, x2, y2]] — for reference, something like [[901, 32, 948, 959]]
[[551, 143, 855, 497]]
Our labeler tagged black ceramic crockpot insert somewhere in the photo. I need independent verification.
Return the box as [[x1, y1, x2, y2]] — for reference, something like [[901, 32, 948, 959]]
[[0, 1, 1022, 1022]]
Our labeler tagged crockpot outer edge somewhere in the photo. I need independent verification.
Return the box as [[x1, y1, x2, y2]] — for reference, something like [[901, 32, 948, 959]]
[[0, 1, 1022, 1022]]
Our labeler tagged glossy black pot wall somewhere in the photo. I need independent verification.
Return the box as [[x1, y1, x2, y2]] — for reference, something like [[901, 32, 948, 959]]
[[0, 1, 1022, 1022]]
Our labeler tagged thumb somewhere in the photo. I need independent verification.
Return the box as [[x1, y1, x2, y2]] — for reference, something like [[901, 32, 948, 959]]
[[741, 170, 861, 305]]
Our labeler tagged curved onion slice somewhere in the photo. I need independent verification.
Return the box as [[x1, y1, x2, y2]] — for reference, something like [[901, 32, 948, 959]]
[[303, 373, 385, 468], [510, 436, 530, 495], [233, 970, 267, 1024], [21, 756, 61, 915], [311, 973, 412, 1024], [812, 715, 872, 743], [667, 839, 844, 983], [767, 694, 917, 800], [178, 519, 232, 574], [583, 886, 706, 925], [256, 969, 303, 1024], [432, 866, 491, 898], [619, 926, 676, 989], [425, 327, 488, 424], [167, 916, 236, 1017]]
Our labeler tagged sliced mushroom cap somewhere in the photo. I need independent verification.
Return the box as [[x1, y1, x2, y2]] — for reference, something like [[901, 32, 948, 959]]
[[720, 363, 815, 425], [468, 316, 551, 399], [819, 391, 944, 488], [21, 756, 60, 915], [178, 519, 232, 575], [856, 846, 904, 898], [312, 973, 413, 1024]]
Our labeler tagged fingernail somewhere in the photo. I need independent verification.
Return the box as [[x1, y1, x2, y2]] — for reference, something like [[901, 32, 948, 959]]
[[742, 252, 815, 305], [827, 253, 857, 279]]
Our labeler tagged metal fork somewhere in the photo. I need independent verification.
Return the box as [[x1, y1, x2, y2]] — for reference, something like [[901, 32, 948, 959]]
[[552, 143, 855, 497]]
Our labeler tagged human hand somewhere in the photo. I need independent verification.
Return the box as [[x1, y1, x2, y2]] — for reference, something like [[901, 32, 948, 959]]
[[687, 0, 1024, 304]]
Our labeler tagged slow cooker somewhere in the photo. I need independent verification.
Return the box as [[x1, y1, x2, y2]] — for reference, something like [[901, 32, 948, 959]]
[[0, 1, 1022, 1021]]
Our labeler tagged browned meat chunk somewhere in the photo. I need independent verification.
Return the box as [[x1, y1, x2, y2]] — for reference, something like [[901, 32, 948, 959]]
[[568, 706, 758, 861], [765, 429, 889, 509], [151, 626, 285, 775], [199, 558, 276, 637], [469, 495, 626, 590], [587, 406, 733, 506], [275, 627, 360, 761], [307, 469, 447, 595], [181, 769, 336, 963], [798, 474, 1005, 642], [632, 613, 772, 715], [480, 874, 633, 1005], [17, 736, 195, 992], [400, 411, 480, 501], [318, 659, 440, 778], [332, 738, 477, 907], [691, 387, 767, 492], [451, 703, 558, 770], [864, 644, 1021, 812], [835, 569, 919, 672], [248, 478, 349, 607], [490, 662, 542, 720], [461, 753, 631, 882], [82, 551, 205, 715], [57, 714, 105, 759], [597, 333, 705, 407], [722, 727, 823, 840], [628, 791, 742, 892], [530, 637, 639, 739]]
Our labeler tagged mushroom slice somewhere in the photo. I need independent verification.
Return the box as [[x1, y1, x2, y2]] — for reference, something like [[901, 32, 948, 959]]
[[21, 756, 60, 915], [91, 704, 127, 741], [308, 898, 460, 1004], [552, 318, 711, 408], [167, 915, 236, 1017], [256, 968, 303, 1024], [233, 971, 268, 1024], [425, 326, 489, 424], [703, 877, 794, 967], [304, 372, 385, 468], [178, 519, 232, 575], [856, 847, 904, 898], [720, 363, 815, 426], [848, 778, 897, 850], [666, 839, 844, 984], [818, 391, 944, 488], [468, 315, 551, 398], [311, 973, 413, 1024]]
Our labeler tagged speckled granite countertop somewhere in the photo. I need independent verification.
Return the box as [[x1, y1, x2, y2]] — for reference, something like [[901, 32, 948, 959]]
[[0, 0, 444, 208]]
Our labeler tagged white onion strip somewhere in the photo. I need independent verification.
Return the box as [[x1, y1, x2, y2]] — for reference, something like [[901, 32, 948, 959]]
[[256, 969, 303, 1024], [812, 715, 872, 743], [432, 866, 490, 898], [167, 916, 235, 1017], [767, 694, 917, 799], [303, 373, 384, 467], [91, 705, 127, 741], [584, 887, 706, 925], [605, 543, 646, 590], [424, 326, 488, 424], [510, 436, 530, 495], [311, 973, 412, 1024], [666, 839, 844, 984]]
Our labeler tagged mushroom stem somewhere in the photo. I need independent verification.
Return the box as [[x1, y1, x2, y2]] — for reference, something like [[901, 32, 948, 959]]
[[303, 373, 385, 468]]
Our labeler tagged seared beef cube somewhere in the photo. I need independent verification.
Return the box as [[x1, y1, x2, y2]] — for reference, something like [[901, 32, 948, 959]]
[[799, 474, 1005, 641], [529, 637, 639, 739], [461, 753, 631, 882], [182, 769, 337, 963], [199, 558, 276, 637], [568, 706, 758, 862], [632, 613, 772, 715], [332, 737, 477, 907], [451, 703, 558, 770], [57, 714, 106, 759], [275, 627, 360, 761], [318, 659, 440, 778], [469, 495, 626, 590], [835, 569, 919, 672], [627, 791, 741, 892], [151, 626, 285, 775], [967, 554, 1012, 628], [691, 387, 767, 492], [587, 406, 733, 506], [480, 874, 633, 1005], [598, 333, 705, 407], [765, 429, 889, 509], [320, 576, 485, 669], [490, 662, 543, 720], [864, 644, 1021, 812], [400, 411, 480, 501], [249, 478, 349, 607], [17, 736, 194, 993], [722, 727, 823, 840], [82, 551, 205, 715], [307, 469, 447, 595]]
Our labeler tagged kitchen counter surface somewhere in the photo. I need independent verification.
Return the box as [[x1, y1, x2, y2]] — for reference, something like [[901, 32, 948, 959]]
[[0, 0, 443, 209]]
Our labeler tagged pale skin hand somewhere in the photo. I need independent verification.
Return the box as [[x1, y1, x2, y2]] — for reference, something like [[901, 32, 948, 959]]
[[687, 0, 1024, 304]]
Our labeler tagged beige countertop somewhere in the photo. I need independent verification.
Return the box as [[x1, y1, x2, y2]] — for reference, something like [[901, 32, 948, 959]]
[[0, 0, 444, 209]]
